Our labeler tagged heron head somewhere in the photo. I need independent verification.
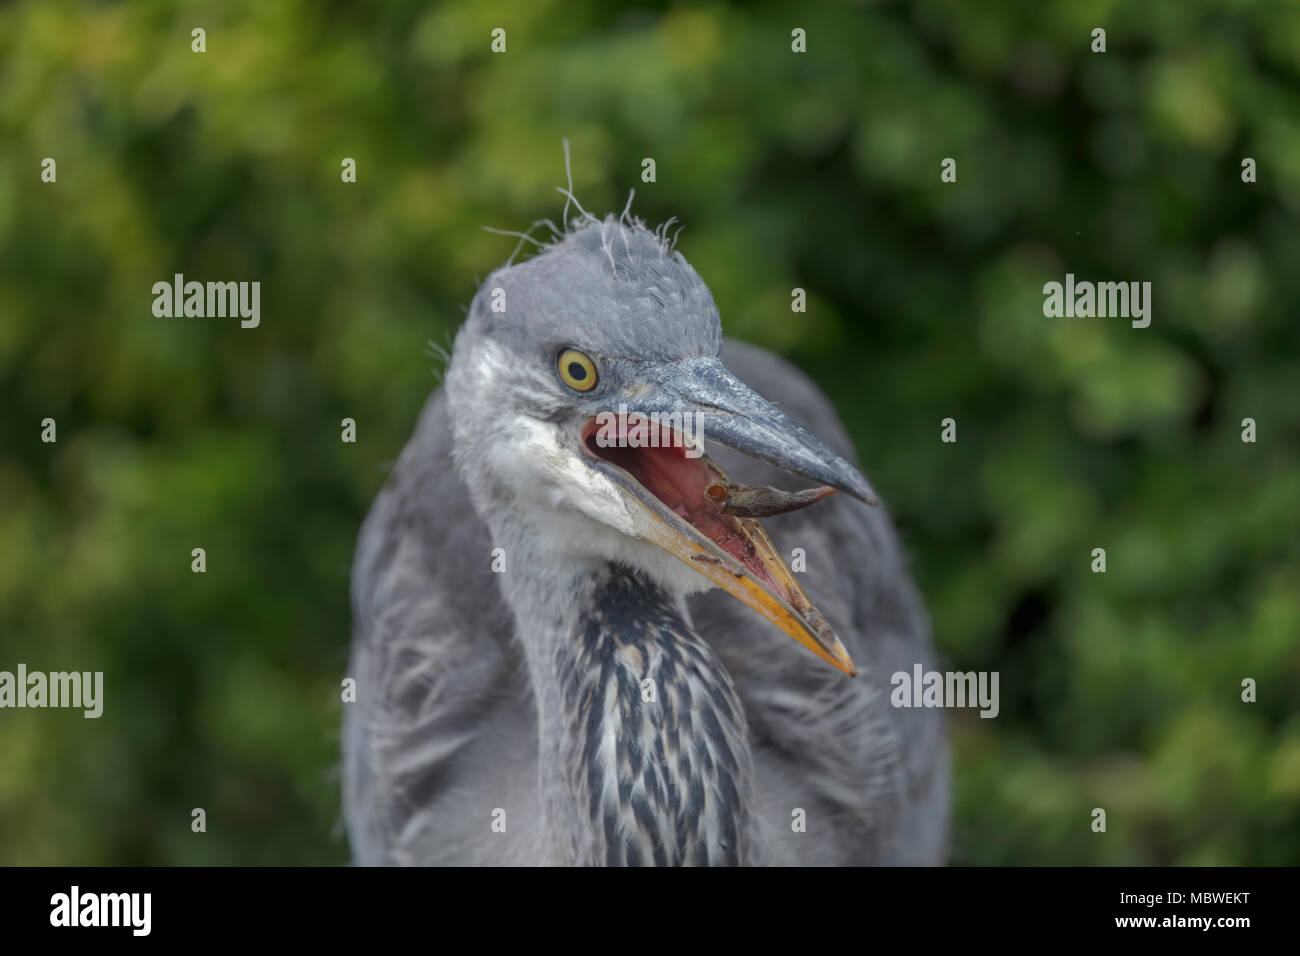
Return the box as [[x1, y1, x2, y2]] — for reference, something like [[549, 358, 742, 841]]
[[445, 216, 875, 674]]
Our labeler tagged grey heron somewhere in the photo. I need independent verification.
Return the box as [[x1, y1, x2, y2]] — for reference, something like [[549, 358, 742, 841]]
[[342, 209, 949, 865]]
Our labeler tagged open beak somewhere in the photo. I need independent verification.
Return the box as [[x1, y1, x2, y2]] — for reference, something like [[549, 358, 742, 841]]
[[581, 358, 875, 675]]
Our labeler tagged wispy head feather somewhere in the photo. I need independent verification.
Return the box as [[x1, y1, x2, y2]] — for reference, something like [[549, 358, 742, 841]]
[[482, 140, 683, 274]]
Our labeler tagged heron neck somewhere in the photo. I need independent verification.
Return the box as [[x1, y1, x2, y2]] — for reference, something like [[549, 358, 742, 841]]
[[502, 549, 756, 865]]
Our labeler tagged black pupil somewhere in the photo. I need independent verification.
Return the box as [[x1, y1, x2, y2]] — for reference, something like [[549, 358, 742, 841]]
[[568, 362, 587, 381]]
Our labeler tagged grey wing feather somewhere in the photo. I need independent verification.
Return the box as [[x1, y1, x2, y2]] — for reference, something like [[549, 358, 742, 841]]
[[343, 394, 536, 865]]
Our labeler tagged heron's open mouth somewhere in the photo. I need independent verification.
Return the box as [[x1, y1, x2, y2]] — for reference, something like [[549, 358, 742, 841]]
[[580, 418, 856, 675]]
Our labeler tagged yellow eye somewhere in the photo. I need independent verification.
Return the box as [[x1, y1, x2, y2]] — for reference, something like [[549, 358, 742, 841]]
[[557, 348, 598, 392]]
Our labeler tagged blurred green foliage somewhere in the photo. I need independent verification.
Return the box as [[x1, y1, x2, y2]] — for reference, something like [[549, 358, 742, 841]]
[[1, 0, 1298, 865]]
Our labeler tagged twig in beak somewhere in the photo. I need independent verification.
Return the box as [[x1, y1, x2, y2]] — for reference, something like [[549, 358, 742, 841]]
[[707, 479, 838, 518]]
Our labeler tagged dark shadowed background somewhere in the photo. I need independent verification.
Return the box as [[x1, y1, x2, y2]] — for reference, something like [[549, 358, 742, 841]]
[[1, 0, 1298, 865]]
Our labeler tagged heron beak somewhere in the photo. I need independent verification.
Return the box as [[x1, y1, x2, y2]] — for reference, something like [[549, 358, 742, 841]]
[[581, 359, 873, 675]]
